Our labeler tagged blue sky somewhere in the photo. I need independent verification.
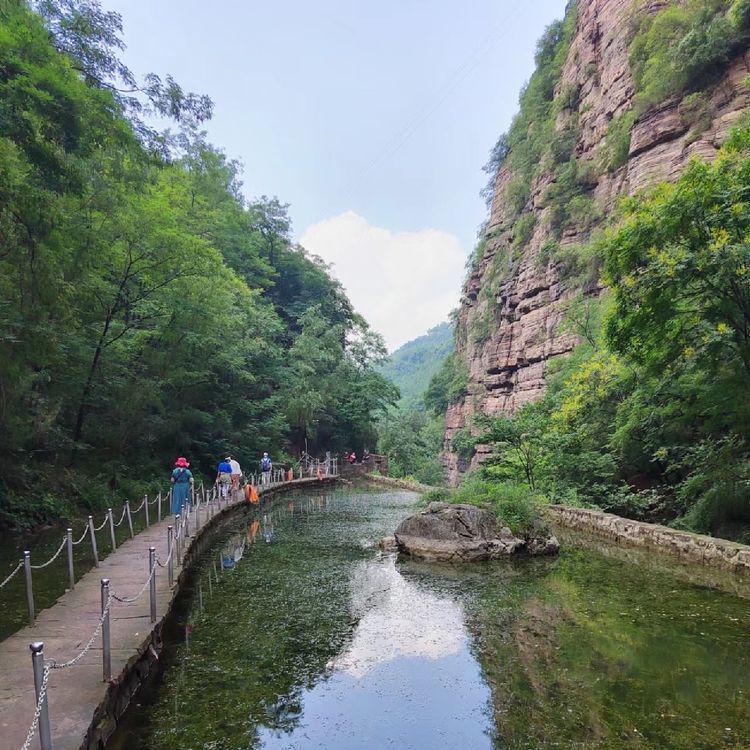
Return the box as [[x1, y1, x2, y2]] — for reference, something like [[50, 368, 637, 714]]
[[106, 0, 567, 349]]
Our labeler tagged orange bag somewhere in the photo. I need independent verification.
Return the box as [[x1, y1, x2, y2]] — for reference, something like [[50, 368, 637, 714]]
[[245, 484, 259, 504], [287, 468, 293, 481]]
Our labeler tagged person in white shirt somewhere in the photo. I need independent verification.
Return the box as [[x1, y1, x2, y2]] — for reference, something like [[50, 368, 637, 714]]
[[227, 455, 242, 492]]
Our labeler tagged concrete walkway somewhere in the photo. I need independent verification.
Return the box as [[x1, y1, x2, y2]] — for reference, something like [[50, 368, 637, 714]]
[[0, 479, 326, 750]]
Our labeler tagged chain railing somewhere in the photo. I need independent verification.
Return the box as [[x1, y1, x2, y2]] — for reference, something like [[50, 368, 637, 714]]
[[13, 462, 337, 750]]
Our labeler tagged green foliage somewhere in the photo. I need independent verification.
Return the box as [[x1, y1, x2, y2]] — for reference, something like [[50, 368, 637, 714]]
[[448, 477, 548, 536], [380, 322, 453, 407], [629, 0, 749, 114], [377, 408, 445, 486], [601, 111, 635, 172], [468, 124, 750, 540], [0, 1, 395, 527], [424, 352, 469, 416], [485, 3, 579, 224]]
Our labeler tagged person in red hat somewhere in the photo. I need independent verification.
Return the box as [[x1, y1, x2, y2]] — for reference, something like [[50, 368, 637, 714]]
[[170, 457, 194, 514]]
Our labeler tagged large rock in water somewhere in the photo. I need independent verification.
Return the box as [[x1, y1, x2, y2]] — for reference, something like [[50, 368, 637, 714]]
[[394, 502, 557, 562]]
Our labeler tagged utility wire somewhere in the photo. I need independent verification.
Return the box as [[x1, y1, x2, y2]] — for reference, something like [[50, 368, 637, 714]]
[[358, 0, 527, 182]]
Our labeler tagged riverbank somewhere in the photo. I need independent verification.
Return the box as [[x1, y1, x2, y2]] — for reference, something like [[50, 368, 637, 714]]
[[107, 483, 750, 750], [0, 477, 337, 750], [362, 474, 750, 578]]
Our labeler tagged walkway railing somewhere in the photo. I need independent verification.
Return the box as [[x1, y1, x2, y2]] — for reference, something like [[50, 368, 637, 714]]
[[14, 462, 338, 750], [0, 486, 175, 627]]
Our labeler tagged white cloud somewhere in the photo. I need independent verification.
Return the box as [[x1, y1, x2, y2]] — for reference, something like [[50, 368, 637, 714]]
[[299, 211, 464, 351]]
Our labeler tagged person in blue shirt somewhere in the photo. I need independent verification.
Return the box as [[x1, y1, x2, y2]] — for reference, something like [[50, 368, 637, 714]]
[[217, 457, 232, 498], [170, 457, 194, 514]]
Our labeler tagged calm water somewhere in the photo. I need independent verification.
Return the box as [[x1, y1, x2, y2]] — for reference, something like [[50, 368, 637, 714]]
[[110, 488, 750, 750]]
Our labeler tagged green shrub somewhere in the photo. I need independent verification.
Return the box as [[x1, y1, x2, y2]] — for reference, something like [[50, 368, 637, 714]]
[[451, 477, 548, 536], [630, 1, 747, 114], [424, 487, 452, 503], [601, 111, 635, 172]]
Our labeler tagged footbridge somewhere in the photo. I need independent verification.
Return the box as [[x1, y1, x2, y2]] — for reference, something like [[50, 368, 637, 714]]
[[0, 468, 338, 750]]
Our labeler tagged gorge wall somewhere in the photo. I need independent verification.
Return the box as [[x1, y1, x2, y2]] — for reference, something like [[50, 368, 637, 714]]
[[444, 0, 750, 484]]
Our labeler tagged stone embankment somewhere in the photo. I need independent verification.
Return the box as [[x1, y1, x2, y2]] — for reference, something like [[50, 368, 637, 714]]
[[362, 475, 750, 577], [363, 473, 434, 494], [545, 505, 750, 576]]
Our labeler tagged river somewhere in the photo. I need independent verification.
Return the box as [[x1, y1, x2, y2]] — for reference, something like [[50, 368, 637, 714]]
[[109, 486, 750, 750]]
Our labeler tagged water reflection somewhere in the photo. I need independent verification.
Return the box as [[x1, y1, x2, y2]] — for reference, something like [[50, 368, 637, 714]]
[[330, 556, 465, 678], [108, 488, 750, 750]]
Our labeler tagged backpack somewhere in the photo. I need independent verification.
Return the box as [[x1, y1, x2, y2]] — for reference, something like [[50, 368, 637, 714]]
[[261, 457, 271, 471]]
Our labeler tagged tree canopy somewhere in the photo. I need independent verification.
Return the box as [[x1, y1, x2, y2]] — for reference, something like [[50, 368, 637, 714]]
[[0, 0, 396, 527]]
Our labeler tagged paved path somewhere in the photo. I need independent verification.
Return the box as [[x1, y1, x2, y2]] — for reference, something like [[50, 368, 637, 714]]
[[0, 479, 323, 750]]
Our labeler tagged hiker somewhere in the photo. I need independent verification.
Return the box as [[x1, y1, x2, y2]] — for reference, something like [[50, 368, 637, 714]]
[[170, 457, 194, 514], [260, 452, 272, 485], [228, 455, 242, 492], [348, 451, 356, 464], [217, 456, 232, 498], [260, 452, 272, 486]]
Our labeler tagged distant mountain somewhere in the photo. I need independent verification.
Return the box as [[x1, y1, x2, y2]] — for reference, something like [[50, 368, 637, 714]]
[[382, 322, 453, 406]]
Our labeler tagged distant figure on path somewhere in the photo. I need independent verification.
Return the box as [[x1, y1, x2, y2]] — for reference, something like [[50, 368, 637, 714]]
[[228, 455, 242, 491], [170, 457, 194, 514], [217, 457, 232, 498], [261, 452, 272, 485]]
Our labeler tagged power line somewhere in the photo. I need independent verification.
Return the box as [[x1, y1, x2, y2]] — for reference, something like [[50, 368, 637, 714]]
[[357, 0, 527, 182]]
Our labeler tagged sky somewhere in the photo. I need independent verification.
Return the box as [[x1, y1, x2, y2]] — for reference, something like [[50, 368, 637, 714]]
[[105, 0, 567, 350]]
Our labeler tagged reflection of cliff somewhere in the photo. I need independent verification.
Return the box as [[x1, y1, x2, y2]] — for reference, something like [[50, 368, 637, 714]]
[[445, 0, 750, 483]]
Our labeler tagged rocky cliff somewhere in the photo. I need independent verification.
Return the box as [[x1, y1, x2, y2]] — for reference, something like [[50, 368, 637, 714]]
[[445, 0, 750, 484]]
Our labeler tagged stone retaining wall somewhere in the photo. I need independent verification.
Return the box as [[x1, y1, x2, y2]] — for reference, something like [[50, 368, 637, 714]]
[[362, 474, 434, 494], [546, 505, 750, 576]]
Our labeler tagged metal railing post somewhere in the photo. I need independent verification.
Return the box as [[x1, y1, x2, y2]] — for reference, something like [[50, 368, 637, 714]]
[[167, 526, 174, 587], [66, 528, 75, 590], [157, 491, 162, 523], [108, 508, 116, 551], [194, 502, 199, 535], [175, 515, 181, 559], [101, 579, 111, 681], [88, 516, 99, 567], [125, 501, 134, 539], [30, 642, 53, 750], [149, 547, 156, 623], [23, 551, 34, 626], [144, 494, 150, 528]]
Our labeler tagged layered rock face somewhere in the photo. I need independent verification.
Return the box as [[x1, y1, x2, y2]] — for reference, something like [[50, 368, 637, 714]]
[[444, 0, 750, 484]]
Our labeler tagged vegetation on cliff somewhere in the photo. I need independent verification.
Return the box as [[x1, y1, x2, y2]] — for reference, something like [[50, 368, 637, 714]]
[[451, 0, 750, 540], [0, 0, 396, 528], [468, 124, 750, 540]]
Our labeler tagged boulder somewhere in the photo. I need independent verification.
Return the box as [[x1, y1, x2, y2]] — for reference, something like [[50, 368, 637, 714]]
[[526, 532, 560, 556], [394, 502, 525, 562]]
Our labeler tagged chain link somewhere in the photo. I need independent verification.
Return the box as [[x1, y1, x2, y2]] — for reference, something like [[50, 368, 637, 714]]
[[49, 595, 112, 670], [0, 560, 23, 589], [110, 560, 157, 604], [30, 537, 67, 570], [20, 663, 51, 750]]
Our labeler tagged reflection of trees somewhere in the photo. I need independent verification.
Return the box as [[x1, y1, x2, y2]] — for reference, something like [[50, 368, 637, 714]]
[[465, 549, 750, 749], [147, 504, 362, 749]]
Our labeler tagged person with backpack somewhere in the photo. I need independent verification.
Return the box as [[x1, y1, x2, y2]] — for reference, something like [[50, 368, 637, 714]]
[[170, 457, 194, 515], [260, 452, 272, 486], [217, 457, 232, 498]]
